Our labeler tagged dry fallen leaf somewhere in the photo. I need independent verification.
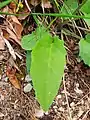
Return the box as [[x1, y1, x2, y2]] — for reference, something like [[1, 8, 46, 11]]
[[6, 66, 20, 89], [30, 0, 40, 6], [10, 15, 23, 39], [8, 57, 21, 72], [18, 6, 30, 20], [41, 0, 52, 8], [0, 35, 5, 50], [2, 6, 23, 42], [3, 29, 9, 39], [6, 27, 21, 45], [9, 1, 17, 12], [4, 38, 16, 60]]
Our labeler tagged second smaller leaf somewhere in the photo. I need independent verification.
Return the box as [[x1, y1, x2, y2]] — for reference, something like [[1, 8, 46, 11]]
[[21, 33, 37, 50], [79, 34, 90, 66], [21, 26, 47, 50]]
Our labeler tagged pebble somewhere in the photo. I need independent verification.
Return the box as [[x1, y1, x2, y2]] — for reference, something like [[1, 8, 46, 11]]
[[25, 74, 32, 82], [24, 83, 32, 93], [35, 109, 44, 118]]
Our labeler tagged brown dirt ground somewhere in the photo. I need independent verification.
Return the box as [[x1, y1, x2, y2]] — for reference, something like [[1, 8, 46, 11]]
[[0, 35, 90, 120]]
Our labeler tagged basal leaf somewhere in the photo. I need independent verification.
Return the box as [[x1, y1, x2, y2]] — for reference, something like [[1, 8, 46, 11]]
[[79, 34, 90, 66], [61, 0, 78, 15], [31, 33, 66, 111], [21, 26, 47, 50], [21, 33, 37, 50]]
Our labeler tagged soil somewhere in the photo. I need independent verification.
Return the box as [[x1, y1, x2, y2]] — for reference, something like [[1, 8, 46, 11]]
[[0, 35, 90, 120]]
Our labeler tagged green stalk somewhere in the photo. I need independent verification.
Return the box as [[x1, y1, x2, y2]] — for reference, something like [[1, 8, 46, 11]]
[[0, 11, 90, 20], [31, 13, 90, 19]]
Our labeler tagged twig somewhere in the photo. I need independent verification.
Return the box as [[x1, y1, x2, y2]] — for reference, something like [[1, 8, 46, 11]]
[[82, 109, 90, 120], [67, 23, 90, 32], [74, 91, 90, 108], [24, 0, 31, 12]]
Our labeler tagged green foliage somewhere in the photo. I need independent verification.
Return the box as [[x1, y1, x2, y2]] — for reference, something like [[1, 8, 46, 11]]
[[31, 32, 66, 111], [80, 0, 90, 14], [21, 27, 46, 50], [21, 34, 37, 50], [61, 0, 78, 14], [21, 26, 66, 111], [83, 13, 90, 26], [80, 0, 90, 26], [0, 0, 12, 9], [21, 0, 90, 112], [79, 34, 90, 66]]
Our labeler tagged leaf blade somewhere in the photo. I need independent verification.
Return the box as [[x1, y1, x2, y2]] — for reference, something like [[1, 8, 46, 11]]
[[31, 33, 66, 111], [21, 26, 47, 50], [79, 34, 90, 66], [61, 0, 78, 15]]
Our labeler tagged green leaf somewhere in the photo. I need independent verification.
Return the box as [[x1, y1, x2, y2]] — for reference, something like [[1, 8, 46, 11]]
[[85, 33, 90, 43], [80, 0, 90, 14], [80, 0, 90, 26], [21, 33, 37, 50], [61, 0, 78, 15], [21, 26, 47, 50], [31, 33, 66, 111], [79, 34, 90, 66], [0, 0, 12, 9], [82, 13, 90, 26]]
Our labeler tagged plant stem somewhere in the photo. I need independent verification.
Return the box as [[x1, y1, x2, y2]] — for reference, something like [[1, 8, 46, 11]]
[[0, 11, 90, 19], [31, 13, 90, 19]]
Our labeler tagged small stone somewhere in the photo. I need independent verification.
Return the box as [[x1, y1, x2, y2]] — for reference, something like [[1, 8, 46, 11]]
[[25, 74, 32, 82], [81, 100, 84, 104], [45, 111, 48, 115], [53, 106, 57, 109], [70, 102, 75, 107], [35, 109, 44, 118], [0, 112, 4, 117], [56, 95, 61, 99], [24, 83, 32, 93], [58, 107, 64, 112]]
